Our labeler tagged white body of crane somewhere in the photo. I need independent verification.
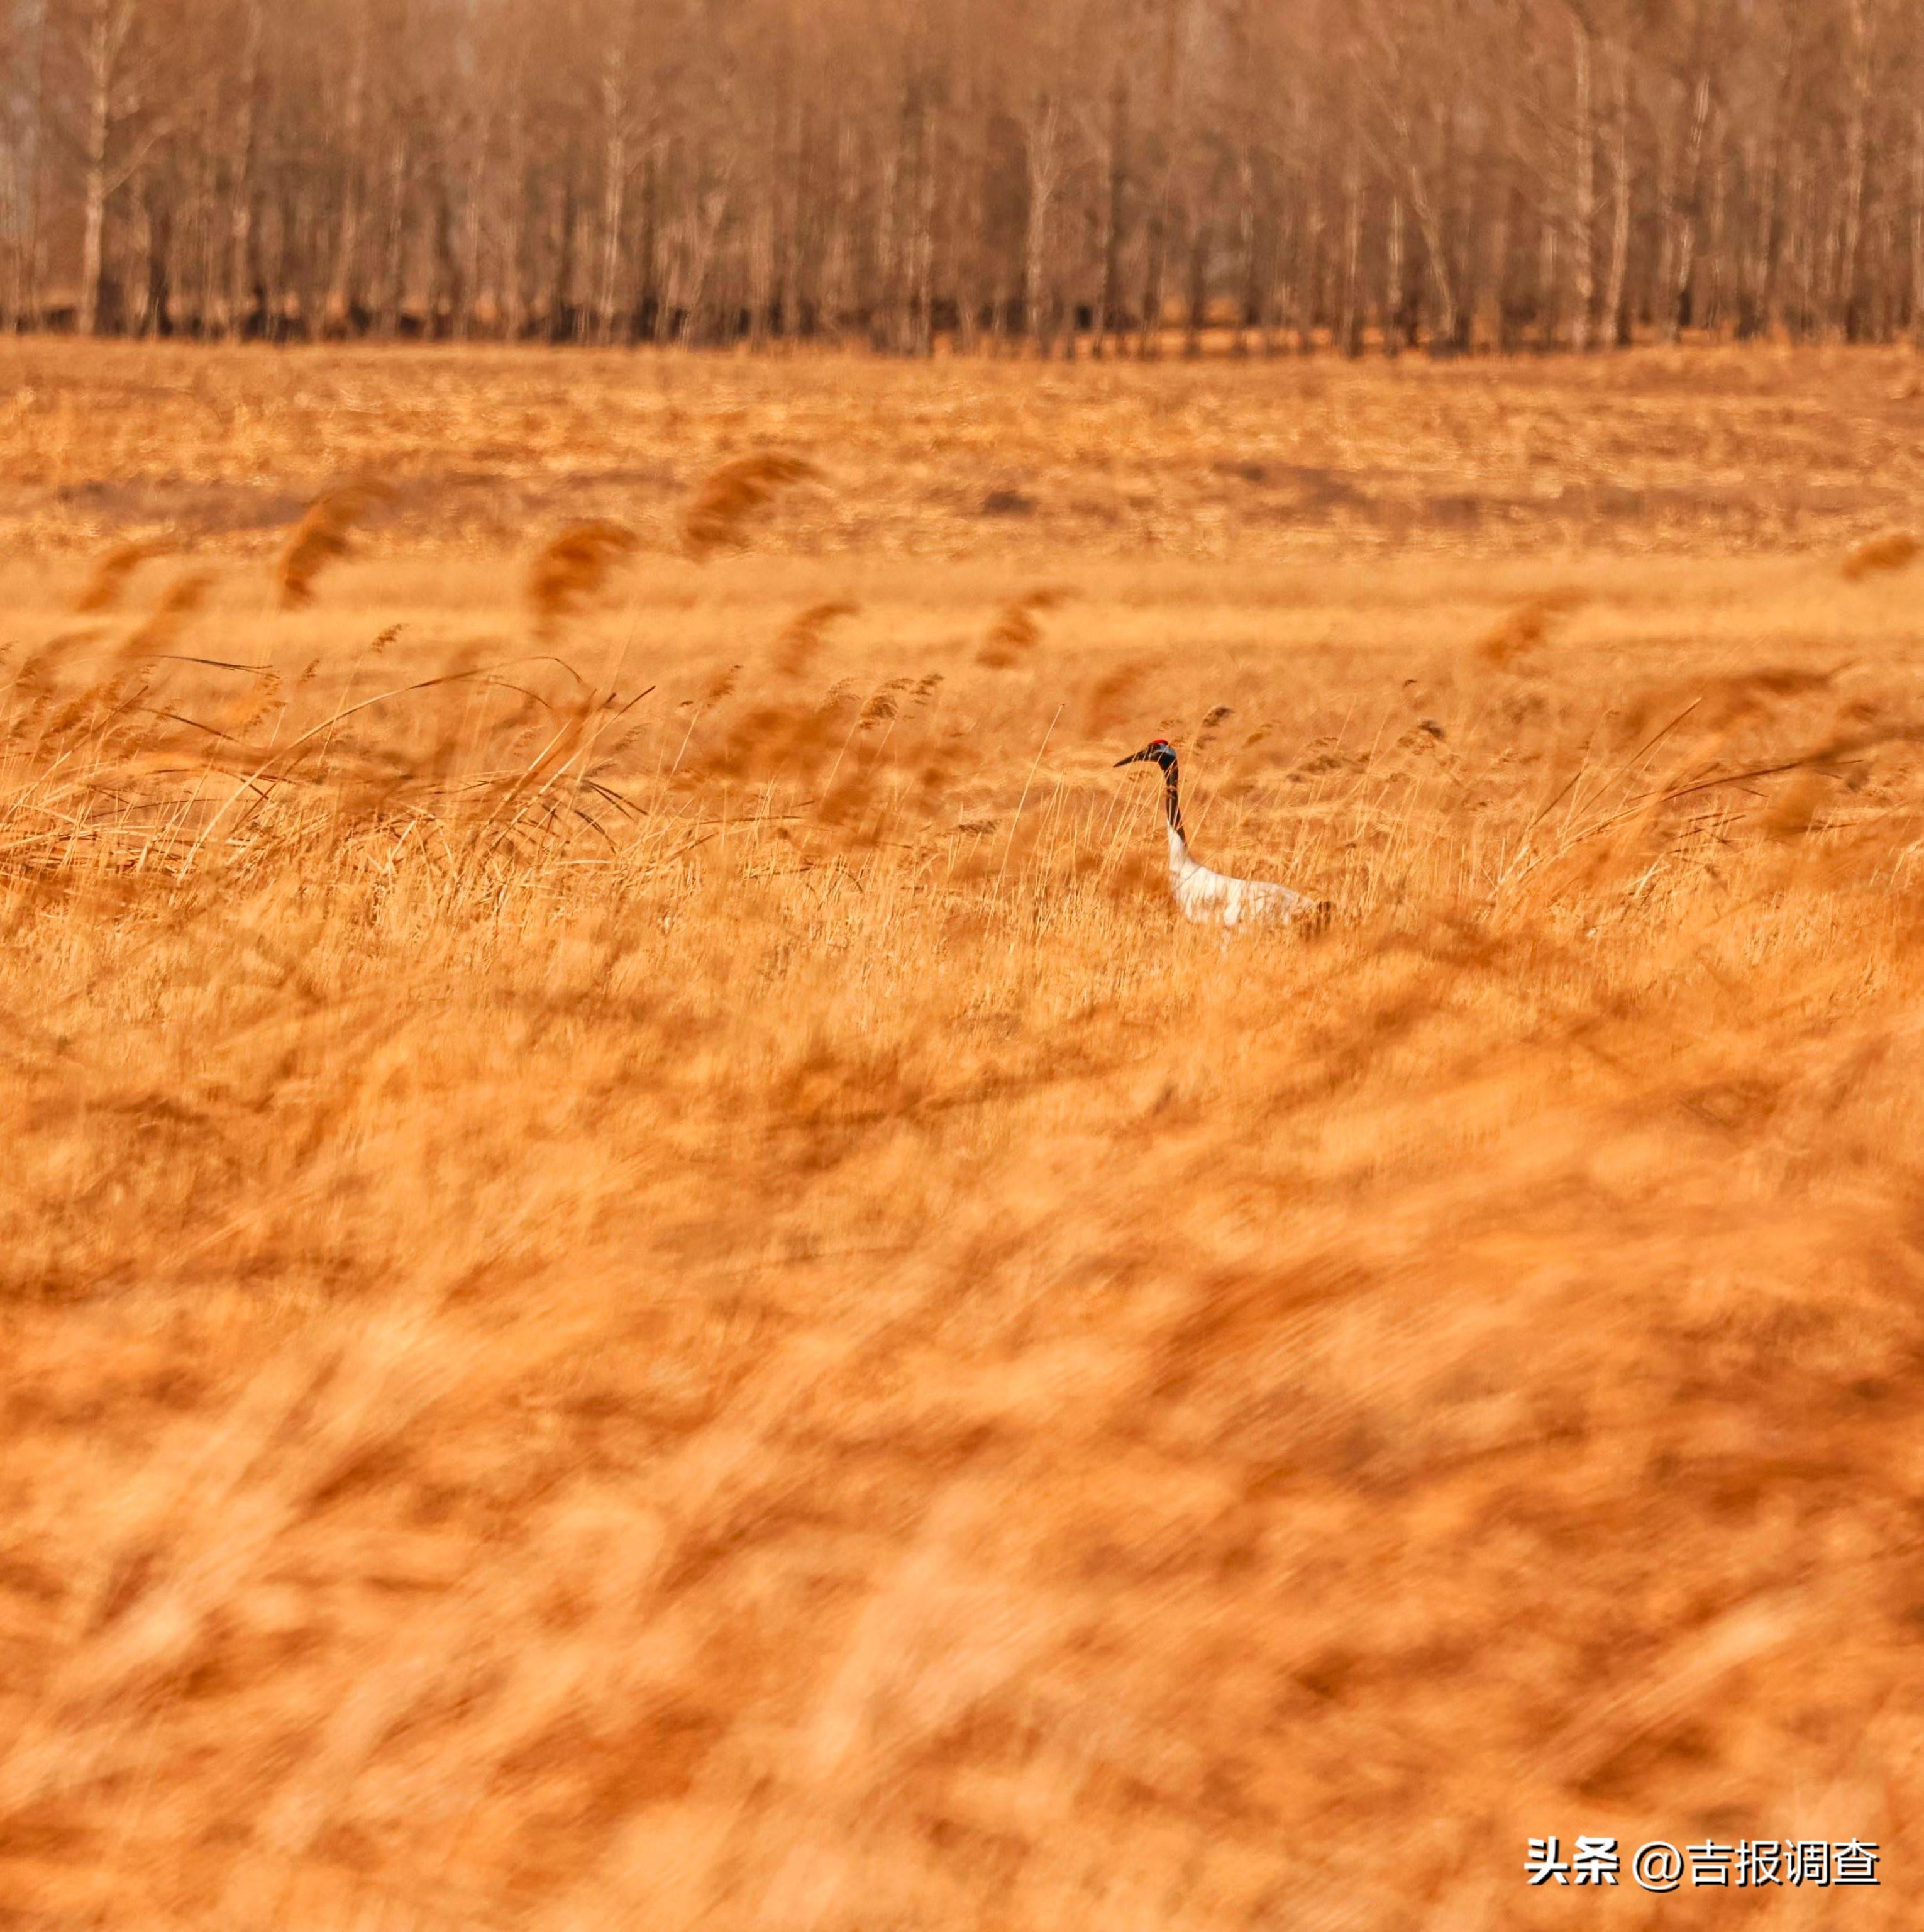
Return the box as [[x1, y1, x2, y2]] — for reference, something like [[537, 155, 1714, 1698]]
[[1165, 821, 1317, 926], [1116, 738, 1322, 928]]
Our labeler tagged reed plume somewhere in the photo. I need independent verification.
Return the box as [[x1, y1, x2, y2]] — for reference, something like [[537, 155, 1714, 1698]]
[[979, 587, 1072, 669], [74, 539, 171, 613], [1477, 587, 1588, 667], [278, 480, 394, 608], [1080, 658, 1149, 736], [1840, 531, 1920, 580], [682, 454, 821, 560], [773, 601, 859, 679], [525, 521, 640, 638], [121, 572, 214, 661]]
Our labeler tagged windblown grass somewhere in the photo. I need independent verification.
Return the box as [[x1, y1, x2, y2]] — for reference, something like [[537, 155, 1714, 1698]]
[[4, 342, 1924, 1932]]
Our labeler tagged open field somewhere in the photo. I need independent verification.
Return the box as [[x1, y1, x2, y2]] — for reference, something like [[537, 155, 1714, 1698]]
[[4, 342, 1924, 1928]]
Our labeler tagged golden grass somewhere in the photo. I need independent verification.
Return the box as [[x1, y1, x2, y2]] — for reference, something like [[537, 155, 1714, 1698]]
[[4, 343, 1924, 1929]]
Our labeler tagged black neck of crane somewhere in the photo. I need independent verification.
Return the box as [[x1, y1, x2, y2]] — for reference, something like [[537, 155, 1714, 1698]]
[[1161, 755, 1186, 840]]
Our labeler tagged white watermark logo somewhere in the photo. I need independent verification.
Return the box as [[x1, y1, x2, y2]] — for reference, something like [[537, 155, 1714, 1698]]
[[1527, 1837, 1879, 1892]]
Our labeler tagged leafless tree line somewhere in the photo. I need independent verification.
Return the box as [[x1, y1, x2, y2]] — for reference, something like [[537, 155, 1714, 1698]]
[[3, 0, 1922, 352]]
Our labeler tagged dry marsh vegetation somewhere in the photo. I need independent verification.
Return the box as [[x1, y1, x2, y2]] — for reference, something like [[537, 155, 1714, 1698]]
[[4, 343, 1924, 1929]]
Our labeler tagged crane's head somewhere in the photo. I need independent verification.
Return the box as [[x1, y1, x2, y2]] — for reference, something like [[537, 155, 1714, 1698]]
[[1114, 738, 1177, 772]]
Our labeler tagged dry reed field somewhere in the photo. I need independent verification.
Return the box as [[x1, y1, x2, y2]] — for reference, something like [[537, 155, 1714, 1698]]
[[5, 340, 1924, 1929]]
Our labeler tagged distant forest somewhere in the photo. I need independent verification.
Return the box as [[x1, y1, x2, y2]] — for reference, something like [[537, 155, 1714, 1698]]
[[3, 0, 1923, 351]]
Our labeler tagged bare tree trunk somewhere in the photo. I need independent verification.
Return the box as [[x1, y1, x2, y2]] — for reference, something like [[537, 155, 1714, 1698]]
[[502, 108, 530, 340], [1234, 157, 1257, 355], [1705, 136, 1729, 335], [1097, 67, 1127, 350], [1022, 92, 1059, 355], [1450, 100, 1484, 352], [1569, 14, 1596, 352], [1748, 125, 1783, 338], [907, 99, 936, 355], [1184, 209, 1207, 355], [1665, 72, 1710, 341], [191, 150, 218, 333], [949, 94, 984, 353], [1385, 192, 1403, 356], [675, 169, 733, 345], [1339, 127, 1361, 356], [550, 170, 577, 343], [1139, 186, 1166, 357], [595, 42, 632, 345], [868, 134, 898, 352], [746, 189, 774, 349], [1294, 118, 1325, 352], [1911, 108, 1924, 347], [1406, 169, 1456, 348], [77, 0, 134, 337], [0, 136, 22, 331], [1603, 41, 1631, 345], [329, 1, 372, 330], [1487, 130, 1514, 352], [225, 0, 263, 340], [1537, 214, 1559, 349], [140, 172, 169, 334], [1835, 0, 1871, 339], [23, 0, 54, 328], [455, 121, 485, 340], [1784, 147, 1800, 340], [375, 132, 409, 338], [1137, 0, 1182, 360], [819, 119, 854, 342]]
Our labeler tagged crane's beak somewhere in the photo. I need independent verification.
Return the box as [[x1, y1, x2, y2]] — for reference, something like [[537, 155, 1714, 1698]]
[[1114, 749, 1146, 767]]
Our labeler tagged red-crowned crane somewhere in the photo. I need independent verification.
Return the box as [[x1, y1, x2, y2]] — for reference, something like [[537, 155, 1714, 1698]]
[[1115, 738, 1326, 928]]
